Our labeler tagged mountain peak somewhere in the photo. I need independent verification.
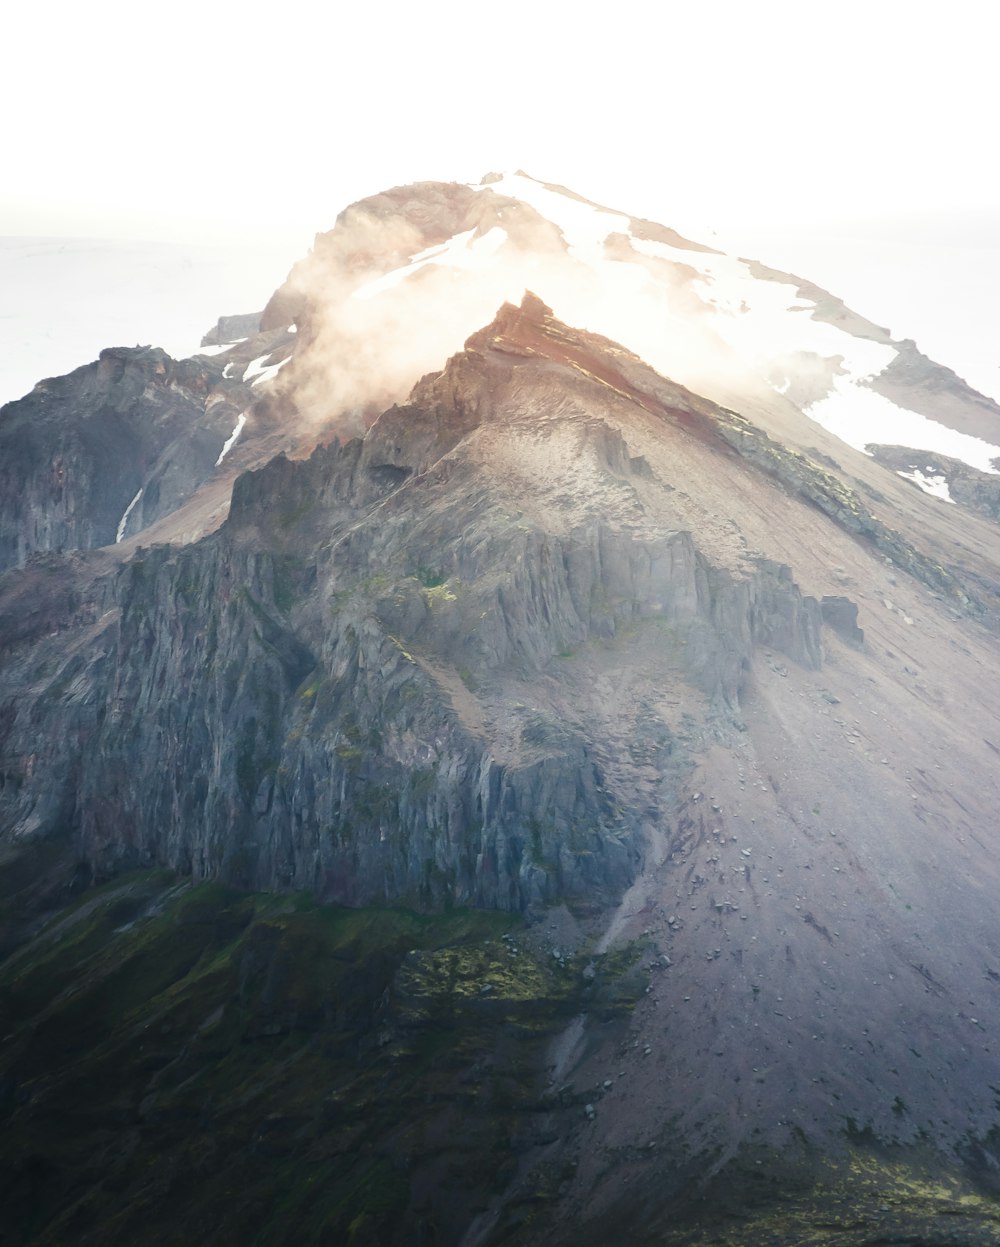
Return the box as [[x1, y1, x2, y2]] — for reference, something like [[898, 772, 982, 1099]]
[[3, 173, 1000, 1245], [467, 288, 555, 341]]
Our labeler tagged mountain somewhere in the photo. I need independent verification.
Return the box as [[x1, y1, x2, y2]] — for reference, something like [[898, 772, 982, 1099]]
[[2, 173, 1000, 1246]]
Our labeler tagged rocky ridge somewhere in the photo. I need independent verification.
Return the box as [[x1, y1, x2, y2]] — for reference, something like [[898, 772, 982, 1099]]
[[3, 176, 1000, 1245], [2, 296, 832, 913]]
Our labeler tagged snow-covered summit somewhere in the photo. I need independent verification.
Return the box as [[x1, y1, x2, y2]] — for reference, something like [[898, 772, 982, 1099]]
[[268, 171, 1000, 498]]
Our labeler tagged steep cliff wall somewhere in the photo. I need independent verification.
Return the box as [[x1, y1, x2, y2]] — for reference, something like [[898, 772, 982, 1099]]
[[1, 302, 827, 913], [0, 347, 252, 568]]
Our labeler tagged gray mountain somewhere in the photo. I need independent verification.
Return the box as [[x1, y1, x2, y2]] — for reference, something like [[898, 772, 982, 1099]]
[[2, 175, 1000, 1246]]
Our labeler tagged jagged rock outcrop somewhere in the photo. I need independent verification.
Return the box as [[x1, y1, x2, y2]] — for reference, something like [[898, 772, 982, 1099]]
[[200, 311, 262, 346], [819, 593, 865, 646], [0, 347, 248, 568], [871, 442, 1000, 526], [868, 339, 1000, 443], [2, 297, 828, 914]]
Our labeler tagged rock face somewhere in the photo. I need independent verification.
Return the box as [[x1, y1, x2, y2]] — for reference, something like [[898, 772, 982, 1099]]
[[868, 338, 1000, 443], [4, 177, 1000, 1245], [0, 347, 246, 568], [871, 442, 1000, 525], [200, 310, 261, 346], [1, 297, 830, 914]]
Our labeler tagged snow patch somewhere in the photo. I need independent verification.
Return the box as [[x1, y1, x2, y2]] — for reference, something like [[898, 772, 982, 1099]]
[[628, 229, 1000, 474], [629, 234, 897, 384], [215, 412, 247, 466], [475, 173, 630, 249], [351, 231, 472, 300], [352, 227, 509, 301], [804, 379, 1000, 473], [116, 488, 143, 543], [472, 225, 508, 256], [251, 358, 289, 387], [896, 469, 956, 503], [242, 354, 273, 382], [242, 354, 290, 386], [222, 362, 235, 379], [335, 175, 1000, 480]]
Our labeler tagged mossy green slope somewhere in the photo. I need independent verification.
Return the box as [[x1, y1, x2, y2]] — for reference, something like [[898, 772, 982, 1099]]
[[0, 864, 640, 1246]]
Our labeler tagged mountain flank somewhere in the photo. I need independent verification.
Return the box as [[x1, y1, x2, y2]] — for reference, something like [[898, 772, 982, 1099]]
[[2, 175, 1000, 1245]]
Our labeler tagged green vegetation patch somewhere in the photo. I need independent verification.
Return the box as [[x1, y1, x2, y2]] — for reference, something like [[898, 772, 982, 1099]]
[[0, 870, 598, 1247], [650, 1144, 1000, 1247]]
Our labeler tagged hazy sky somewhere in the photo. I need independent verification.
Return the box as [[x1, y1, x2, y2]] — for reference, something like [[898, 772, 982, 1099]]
[[4, 0, 998, 245], [3, 1, 998, 407]]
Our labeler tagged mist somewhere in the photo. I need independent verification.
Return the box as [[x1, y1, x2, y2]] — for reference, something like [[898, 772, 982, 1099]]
[[274, 194, 757, 438], [270, 180, 1000, 481]]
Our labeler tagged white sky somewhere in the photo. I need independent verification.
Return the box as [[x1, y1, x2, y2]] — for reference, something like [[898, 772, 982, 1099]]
[[3, 0, 998, 244], [1, 1, 998, 404]]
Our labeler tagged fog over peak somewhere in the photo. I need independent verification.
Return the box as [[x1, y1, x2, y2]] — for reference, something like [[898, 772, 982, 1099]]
[[254, 174, 1000, 487]]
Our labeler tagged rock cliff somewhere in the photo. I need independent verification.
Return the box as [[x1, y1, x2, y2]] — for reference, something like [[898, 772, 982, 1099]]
[[1, 297, 829, 914], [0, 347, 247, 568]]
